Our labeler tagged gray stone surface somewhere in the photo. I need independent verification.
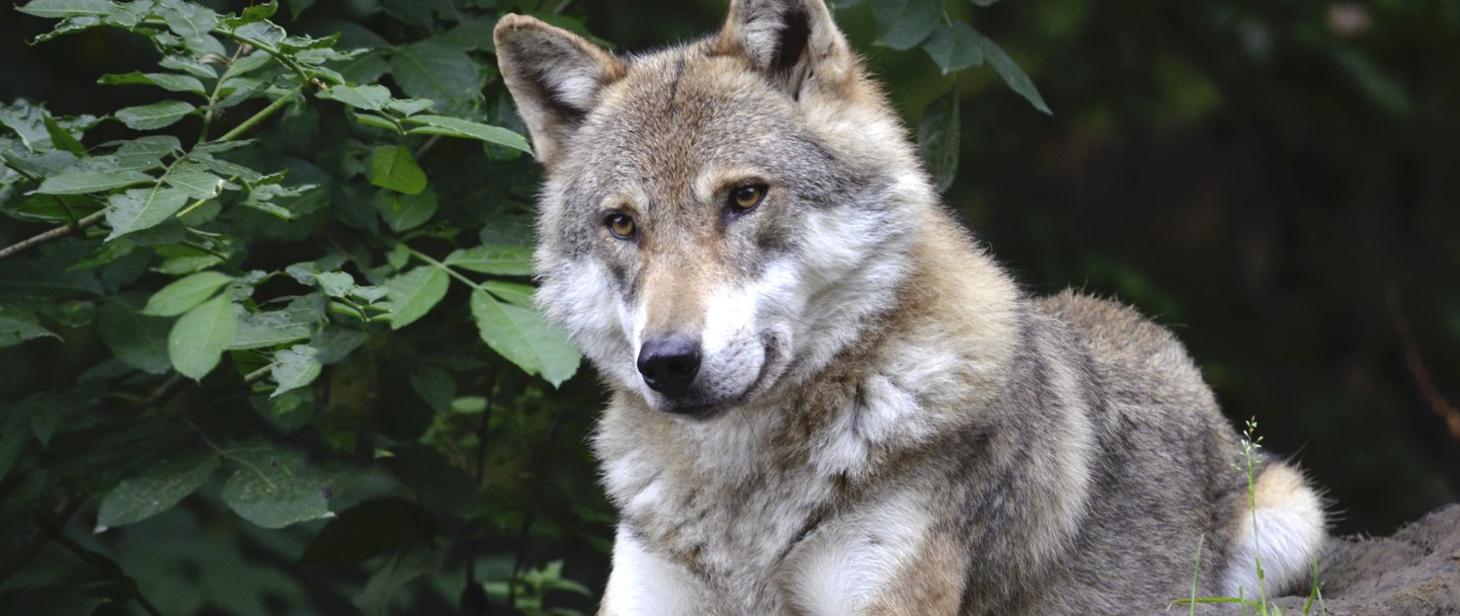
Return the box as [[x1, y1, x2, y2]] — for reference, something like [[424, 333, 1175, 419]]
[[1177, 505, 1460, 615]]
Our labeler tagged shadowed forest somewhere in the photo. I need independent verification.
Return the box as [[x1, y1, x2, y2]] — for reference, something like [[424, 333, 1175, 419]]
[[1, 0, 1456, 613]]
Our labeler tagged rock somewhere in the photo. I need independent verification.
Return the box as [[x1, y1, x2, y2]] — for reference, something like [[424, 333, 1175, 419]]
[[1182, 505, 1460, 615]]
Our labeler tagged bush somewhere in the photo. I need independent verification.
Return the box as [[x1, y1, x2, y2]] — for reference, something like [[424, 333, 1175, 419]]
[[0, 1, 1049, 613]]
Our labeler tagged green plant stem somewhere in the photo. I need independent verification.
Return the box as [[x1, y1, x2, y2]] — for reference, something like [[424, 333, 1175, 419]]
[[198, 43, 249, 144], [405, 245, 484, 291], [243, 362, 277, 384], [215, 88, 301, 143]]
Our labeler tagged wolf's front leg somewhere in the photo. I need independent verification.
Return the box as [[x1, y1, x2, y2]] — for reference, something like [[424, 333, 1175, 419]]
[[598, 525, 714, 616], [782, 491, 968, 616]]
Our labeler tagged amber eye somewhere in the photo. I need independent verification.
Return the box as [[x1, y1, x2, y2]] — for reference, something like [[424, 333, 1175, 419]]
[[728, 184, 767, 212], [606, 212, 637, 239]]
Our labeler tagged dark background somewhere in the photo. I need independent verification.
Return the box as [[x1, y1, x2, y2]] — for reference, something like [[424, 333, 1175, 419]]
[[2, 0, 1457, 611]]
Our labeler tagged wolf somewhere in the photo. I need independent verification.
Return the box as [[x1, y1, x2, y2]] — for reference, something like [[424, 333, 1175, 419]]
[[493, 1, 1327, 613]]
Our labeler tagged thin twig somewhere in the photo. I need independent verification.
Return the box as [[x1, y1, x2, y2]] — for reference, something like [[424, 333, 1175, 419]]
[[50, 533, 164, 616], [414, 135, 444, 159], [1388, 290, 1460, 441], [0, 210, 105, 260], [508, 410, 568, 607], [0, 497, 82, 584], [135, 373, 187, 412], [465, 369, 498, 592], [0, 86, 299, 262]]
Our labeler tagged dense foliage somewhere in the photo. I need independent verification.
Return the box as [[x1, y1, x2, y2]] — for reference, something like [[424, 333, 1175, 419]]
[[0, 1, 1063, 613]]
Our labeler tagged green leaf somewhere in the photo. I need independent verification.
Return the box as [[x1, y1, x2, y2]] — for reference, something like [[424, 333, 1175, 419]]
[[42, 116, 85, 155], [98, 71, 207, 95], [95, 452, 219, 531], [105, 183, 189, 237], [143, 271, 235, 316], [388, 38, 483, 113], [115, 100, 196, 131], [367, 145, 426, 195], [970, 27, 1052, 115], [387, 244, 410, 270], [310, 327, 366, 364], [350, 285, 388, 303], [220, 444, 334, 528], [35, 168, 153, 195], [71, 237, 136, 270], [971, 0, 1000, 6], [384, 266, 448, 330], [164, 164, 227, 199], [105, 185, 190, 240], [159, 55, 218, 79], [271, 345, 322, 397], [385, 98, 434, 116], [233, 20, 287, 48], [869, 0, 941, 51], [374, 187, 437, 232], [314, 271, 355, 298], [157, 0, 219, 40], [168, 294, 238, 380], [403, 115, 532, 154], [444, 244, 534, 276], [317, 84, 392, 111], [230, 297, 320, 350], [916, 91, 960, 194], [16, 0, 115, 19], [351, 112, 399, 133], [226, 0, 278, 26], [356, 540, 439, 616], [113, 135, 182, 171], [483, 280, 536, 308], [409, 365, 454, 413], [923, 22, 984, 74], [3, 195, 101, 224], [469, 290, 579, 386], [99, 302, 172, 373], [189, 151, 265, 182], [0, 314, 59, 348]]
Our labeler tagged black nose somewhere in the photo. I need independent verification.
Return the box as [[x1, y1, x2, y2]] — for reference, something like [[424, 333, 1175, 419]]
[[637, 336, 702, 395]]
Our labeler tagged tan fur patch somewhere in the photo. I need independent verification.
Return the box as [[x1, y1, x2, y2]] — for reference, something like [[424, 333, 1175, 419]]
[[862, 533, 969, 615]]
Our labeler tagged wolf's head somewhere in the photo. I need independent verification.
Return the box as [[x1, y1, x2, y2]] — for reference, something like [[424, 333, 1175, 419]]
[[496, 0, 934, 417]]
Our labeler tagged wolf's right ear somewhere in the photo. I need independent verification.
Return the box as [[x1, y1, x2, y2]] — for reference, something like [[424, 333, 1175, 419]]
[[717, 0, 855, 99], [494, 15, 624, 167]]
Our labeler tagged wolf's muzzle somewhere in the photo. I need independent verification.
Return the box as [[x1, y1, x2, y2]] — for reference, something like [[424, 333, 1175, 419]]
[[636, 335, 702, 398]]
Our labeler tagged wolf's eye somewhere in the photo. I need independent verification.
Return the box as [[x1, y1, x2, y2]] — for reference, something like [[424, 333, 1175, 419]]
[[606, 213, 637, 239], [728, 184, 767, 212]]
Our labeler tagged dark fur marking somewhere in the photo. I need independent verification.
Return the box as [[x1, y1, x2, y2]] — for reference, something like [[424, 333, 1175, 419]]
[[665, 56, 688, 114], [770, 6, 812, 98]]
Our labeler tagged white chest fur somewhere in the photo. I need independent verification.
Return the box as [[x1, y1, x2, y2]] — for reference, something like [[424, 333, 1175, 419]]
[[597, 368, 961, 614]]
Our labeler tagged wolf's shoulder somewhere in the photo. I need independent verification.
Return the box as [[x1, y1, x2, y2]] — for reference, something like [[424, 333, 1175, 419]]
[[1031, 290, 1212, 407], [1033, 291, 1180, 358]]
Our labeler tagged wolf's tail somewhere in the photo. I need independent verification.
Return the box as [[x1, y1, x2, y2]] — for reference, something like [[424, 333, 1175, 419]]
[[1220, 460, 1328, 599]]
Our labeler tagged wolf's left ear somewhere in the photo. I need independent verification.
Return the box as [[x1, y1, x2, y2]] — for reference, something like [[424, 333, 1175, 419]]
[[717, 0, 855, 98], [494, 15, 624, 166]]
